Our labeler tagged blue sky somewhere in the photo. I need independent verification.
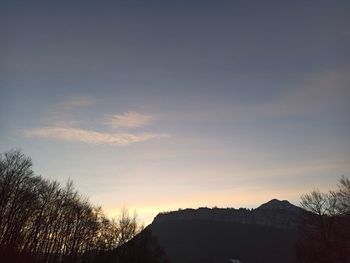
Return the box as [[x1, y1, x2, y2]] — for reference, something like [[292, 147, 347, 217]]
[[1, 1, 350, 223]]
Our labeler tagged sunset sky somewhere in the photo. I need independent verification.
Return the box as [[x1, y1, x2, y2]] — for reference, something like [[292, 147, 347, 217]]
[[1, 1, 350, 224]]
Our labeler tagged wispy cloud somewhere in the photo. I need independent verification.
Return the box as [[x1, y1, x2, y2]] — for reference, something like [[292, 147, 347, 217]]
[[48, 95, 97, 127], [177, 68, 350, 123], [260, 68, 350, 117], [56, 95, 97, 110], [24, 96, 168, 146], [25, 127, 169, 146], [106, 111, 155, 128]]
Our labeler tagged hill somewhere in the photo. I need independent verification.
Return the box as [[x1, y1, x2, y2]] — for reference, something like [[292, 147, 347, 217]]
[[146, 199, 305, 263]]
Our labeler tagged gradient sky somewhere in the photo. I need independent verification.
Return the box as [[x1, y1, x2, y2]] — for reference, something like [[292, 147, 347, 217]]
[[1, 1, 350, 224]]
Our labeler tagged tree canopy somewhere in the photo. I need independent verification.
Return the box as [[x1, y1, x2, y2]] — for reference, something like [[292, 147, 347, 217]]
[[0, 149, 145, 263]]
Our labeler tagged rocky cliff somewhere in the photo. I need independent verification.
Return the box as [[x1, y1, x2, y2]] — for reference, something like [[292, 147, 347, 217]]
[[153, 199, 304, 230]]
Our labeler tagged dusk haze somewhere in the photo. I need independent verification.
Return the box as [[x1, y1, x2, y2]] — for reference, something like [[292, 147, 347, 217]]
[[1, 1, 349, 262]]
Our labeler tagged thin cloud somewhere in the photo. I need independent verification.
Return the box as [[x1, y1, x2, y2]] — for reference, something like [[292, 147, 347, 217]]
[[48, 95, 97, 127], [57, 96, 97, 110], [25, 127, 169, 146], [106, 111, 155, 128], [180, 68, 350, 123]]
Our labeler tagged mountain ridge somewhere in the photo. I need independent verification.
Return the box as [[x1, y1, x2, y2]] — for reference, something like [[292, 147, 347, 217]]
[[146, 199, 303, 263], [152, 199, 304, 230]]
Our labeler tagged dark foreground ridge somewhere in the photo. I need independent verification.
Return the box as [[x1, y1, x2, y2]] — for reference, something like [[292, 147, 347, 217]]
[[147, 199, 305, 263]]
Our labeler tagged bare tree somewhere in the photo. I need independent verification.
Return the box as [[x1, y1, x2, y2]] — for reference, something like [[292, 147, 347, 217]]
[[298, 177, 350, 263], [336, 176, 350, 216], [0, 150, 144, 263]]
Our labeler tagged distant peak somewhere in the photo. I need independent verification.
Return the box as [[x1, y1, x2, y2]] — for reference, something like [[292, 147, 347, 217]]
[[257, 199, 301, 212]]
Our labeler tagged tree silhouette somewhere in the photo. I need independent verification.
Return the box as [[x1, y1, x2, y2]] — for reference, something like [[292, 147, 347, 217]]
[[0, 149, 146, 263], [297, 176, 350, 263]]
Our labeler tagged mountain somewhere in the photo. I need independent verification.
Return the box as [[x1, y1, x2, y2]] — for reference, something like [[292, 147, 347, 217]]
[[146, 199, 305, 263], [256, 199, 304, 213]]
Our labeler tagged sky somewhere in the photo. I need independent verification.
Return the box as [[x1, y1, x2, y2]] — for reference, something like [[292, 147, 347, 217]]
[[1, 1, 350, 224]]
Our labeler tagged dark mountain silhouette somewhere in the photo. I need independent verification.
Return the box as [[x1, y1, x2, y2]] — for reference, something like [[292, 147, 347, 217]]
[[94, 229, 169, 263], [143, 199, 306, 263]]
